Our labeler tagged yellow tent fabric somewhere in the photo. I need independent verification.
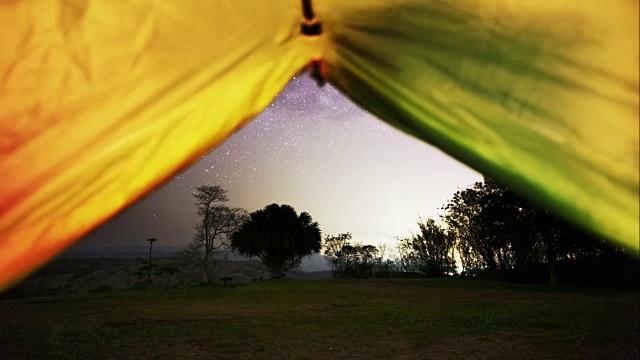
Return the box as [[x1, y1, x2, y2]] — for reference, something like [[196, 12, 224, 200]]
[[0, 0, 321, 291], [0, 0, 637, 291]]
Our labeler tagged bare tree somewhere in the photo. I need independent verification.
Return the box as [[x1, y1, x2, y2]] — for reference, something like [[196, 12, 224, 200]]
[[373, 243, 389, 276], [191, 185, 247, 284], [323, 233, 352, 277]]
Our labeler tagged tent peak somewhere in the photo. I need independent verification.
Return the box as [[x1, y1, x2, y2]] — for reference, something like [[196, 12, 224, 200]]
[[301, 0, 322, 36]]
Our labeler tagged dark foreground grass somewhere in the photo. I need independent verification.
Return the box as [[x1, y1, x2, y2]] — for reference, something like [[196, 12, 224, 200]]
[[0, 278, 637, 359]]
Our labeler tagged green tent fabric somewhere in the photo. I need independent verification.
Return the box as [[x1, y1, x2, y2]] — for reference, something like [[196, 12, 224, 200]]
[[321, 0, 639, 251], [0, 0, 637, 291]]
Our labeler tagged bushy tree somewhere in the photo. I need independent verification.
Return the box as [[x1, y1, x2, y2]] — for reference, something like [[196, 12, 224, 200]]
[[397, 218, 455, 277], [442, 179, 498, 274], [323, 234, 384, 278], [230, 204, 322, 278], [443, 177, 607, 284]]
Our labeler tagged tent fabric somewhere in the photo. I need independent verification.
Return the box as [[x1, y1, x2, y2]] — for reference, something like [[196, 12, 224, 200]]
[[0, 0, 320, 291], [0, 0, 637, 291], [320, 0, 639, 251]]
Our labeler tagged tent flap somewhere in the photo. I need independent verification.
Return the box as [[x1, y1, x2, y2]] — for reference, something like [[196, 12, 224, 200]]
[[0, 0, 317, 291], [320, 0, 639, 252]]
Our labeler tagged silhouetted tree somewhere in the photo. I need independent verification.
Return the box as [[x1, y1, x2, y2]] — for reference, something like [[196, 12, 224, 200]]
[[146, 238, 157, 283], [442, 179, 499, 274], [356, 244, 378, 277], [323, 233, 352, 278], [230, 204, 322, 278], [372, 243, 391, 276], [397, 218, 455, 277], [191, 185, 248, 284], [338, 244, 360, 277], [443, 177, 607, 284], [323, 234, 383, 278]]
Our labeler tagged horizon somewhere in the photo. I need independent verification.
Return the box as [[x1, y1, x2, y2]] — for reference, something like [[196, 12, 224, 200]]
[[62, 244, 332, 273]]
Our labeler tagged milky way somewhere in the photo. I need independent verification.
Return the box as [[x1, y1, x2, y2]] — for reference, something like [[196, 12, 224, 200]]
[[79, 75, 480, 251]]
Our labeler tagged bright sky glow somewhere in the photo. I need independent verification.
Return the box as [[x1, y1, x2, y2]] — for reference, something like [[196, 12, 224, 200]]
[[80, 75, 481, 249]]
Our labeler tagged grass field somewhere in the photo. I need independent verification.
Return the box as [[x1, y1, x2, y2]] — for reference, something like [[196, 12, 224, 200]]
[[0, 278, 638, 359]]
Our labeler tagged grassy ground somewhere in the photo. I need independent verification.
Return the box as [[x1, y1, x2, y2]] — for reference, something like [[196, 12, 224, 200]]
[[0, 278, 638, 359]]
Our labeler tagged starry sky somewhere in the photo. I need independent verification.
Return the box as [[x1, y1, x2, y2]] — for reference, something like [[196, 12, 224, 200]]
[[78, 74, 481, 251]]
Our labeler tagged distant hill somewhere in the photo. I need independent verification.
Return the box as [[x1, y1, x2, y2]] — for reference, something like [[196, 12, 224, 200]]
[[285, 270, 332, 280], [61, 246, 331, 272], [3, 253, 332, 299], [62, 246, 183, 259]]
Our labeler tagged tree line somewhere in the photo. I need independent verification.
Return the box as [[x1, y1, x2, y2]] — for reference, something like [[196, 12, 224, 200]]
[[179, 179, 636, 287], [322, 177, 635, 286], [440, 177, 632, 285]]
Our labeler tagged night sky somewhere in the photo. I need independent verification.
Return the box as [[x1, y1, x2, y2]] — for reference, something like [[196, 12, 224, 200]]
[[78, 74, 480, 251]]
